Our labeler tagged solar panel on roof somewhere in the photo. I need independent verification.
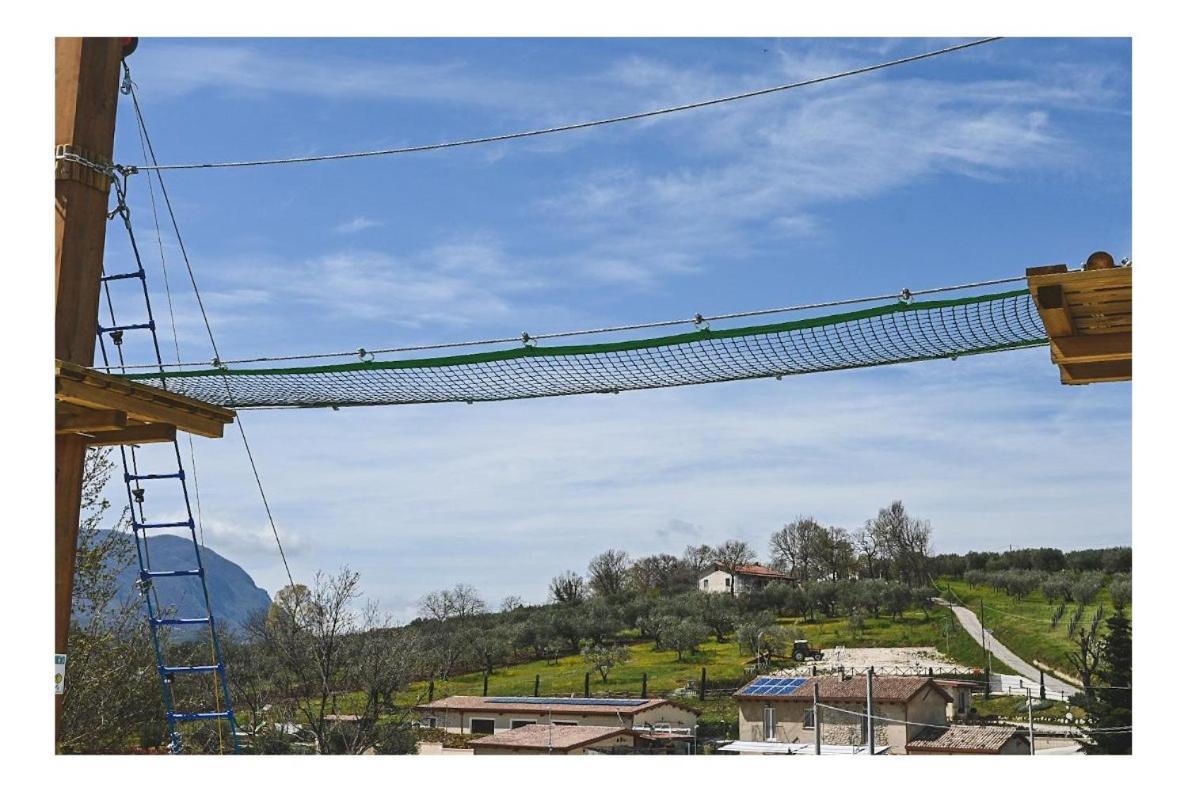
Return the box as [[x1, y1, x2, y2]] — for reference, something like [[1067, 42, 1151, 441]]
[[484, 697, 649, 707], [740, 677, 808, 697]]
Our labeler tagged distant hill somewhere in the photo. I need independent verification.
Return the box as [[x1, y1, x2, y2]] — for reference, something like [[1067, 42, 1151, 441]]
[[84, 530, 271, 637]]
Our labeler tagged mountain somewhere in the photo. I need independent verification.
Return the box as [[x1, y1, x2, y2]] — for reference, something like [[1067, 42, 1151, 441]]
[[86, 530, 272, 637]]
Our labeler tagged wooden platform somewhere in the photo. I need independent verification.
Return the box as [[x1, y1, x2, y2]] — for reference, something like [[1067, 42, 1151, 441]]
[[55, 359, 235, 445], [1026, 264, 1132, 385]]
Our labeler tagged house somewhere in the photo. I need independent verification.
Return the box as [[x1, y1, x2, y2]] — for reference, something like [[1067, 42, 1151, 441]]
[[414, 695, 700, 736], [934, 679, 979, 722], [699, 562, 793, 594], [905, 725, 1030, 755], [733, 674, 953, 755], [470, 724, 640, 755]]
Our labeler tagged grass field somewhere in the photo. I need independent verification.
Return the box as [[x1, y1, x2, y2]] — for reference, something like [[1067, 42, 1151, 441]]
[[937, 579, 1130, 679], [358, 604, 1016, 727]]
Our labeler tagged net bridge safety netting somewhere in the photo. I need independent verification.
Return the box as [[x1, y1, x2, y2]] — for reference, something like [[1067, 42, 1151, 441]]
[[117, 288, 1048, 409]]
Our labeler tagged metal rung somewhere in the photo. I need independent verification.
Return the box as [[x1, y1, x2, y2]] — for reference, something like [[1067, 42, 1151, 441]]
[[168, 711, 232, 722], [142, 568, 202, 578], [101, 269, 146, 282], [126, 471, 184, 482], [161, 664, 221, 675], [97, 321, 155, 333], [151, 616, 212, 626], [133, 519, 194, 531]]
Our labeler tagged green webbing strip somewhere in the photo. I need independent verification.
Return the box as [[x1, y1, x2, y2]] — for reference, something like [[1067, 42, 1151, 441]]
[[126, 288, 1035, 380]]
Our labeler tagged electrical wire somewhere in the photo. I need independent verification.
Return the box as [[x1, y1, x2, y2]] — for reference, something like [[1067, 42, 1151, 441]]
[[126, 38, 1002, 173]]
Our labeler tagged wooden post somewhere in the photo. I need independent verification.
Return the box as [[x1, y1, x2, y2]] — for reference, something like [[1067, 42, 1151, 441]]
[[533, 674, 540, 697], [427, 680, 434, 702], [813, 682, 821, 755], [641, 672, 648, 699], [866, 667, 875, 755], [482, 671, 489, 697], [584, 672, 590, 698], [54, 36, 126, 746], [1039, 670, 1046, 700], [699, 667, 707, 701]]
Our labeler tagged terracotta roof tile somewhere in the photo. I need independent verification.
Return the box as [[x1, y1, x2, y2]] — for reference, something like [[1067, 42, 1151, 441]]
[[906, 725, 1022, 753], [470, 724, 633, 751], [415, 696, 696, 717]]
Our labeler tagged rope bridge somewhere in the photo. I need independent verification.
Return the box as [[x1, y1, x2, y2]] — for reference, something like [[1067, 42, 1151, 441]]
[[118, 288, 1047, 409]]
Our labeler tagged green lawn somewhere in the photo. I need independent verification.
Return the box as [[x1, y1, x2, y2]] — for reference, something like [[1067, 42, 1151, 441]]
[[344, 605, 1013, 727], [938, 579, 1130, 680]]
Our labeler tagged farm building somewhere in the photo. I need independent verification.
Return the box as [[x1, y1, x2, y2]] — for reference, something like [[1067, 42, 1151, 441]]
[[733, 674, 954, 755], [414, 696, 699, 736], [699, 563, 793, 594]]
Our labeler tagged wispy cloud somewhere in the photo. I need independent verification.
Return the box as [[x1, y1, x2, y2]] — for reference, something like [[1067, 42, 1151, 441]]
[[334, 216, 383, 234]]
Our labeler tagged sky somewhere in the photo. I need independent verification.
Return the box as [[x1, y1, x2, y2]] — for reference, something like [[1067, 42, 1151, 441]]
[[97, 37, 1132, 622]]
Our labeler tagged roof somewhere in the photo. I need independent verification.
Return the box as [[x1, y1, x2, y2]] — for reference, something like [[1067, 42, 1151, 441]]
[[734, 675, 952, 705], [470, 724, 633, 752], [705, 562, 793, 580], [718, 741, 889, 755], [415, 695, 698, 717], [906, 725, 1023, 753]]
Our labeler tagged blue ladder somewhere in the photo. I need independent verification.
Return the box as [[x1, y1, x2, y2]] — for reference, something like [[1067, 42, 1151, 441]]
[[96, 177, 240, 753]]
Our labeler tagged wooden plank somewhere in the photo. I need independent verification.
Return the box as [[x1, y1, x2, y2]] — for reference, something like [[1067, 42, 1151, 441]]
[[1033, 284, 1077, 337], [1025, 264, 1068, 277], [56, 407, 127, 433], [56, 377, 227, 438], [1049, 332, 1131, 365], [1060, 360, 1132, 385], [82, 423, 177, 447], [55, 360, 235, 424], [1028, 268, 1131, 292]]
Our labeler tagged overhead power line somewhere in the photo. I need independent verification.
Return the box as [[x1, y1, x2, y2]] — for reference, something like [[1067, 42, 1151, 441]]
[[127, 37, 1002, 172]]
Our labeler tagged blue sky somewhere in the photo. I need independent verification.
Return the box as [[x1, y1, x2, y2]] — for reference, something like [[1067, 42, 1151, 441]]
[[99, 37, 1131, 621]]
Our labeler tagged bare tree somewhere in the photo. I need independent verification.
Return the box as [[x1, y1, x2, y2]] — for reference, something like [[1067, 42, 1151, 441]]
[[500, 595, 525, 613], [587, 549, 632, 597], [419, 583, 487, 622], [629, 554, 697, 594], [682, 544, 716, 576], [549, 570, 586, 604]]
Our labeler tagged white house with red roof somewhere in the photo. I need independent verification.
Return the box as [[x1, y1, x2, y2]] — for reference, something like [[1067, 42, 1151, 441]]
[[699, 562, 793, 594]]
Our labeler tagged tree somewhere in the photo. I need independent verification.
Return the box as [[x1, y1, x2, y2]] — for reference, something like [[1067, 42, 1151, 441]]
[[714, 539, 757, 594], [467, 624, 512, 675], [682, 544, 716, 576], [1108, 575, 1131, 611], [1067, 624, 1105, 702], [549, 570, 586, 605], [1075, 609, 1131, 754], [696, 592, 739, 643], [862, 501, 932, 586], [629, 554, 696, 594], [500, 595, 525, 613], [59, 449, 161, 753], [582, 642, 631, 681], [769, 518, 818, 581], [419, 584, 487, 621], [587, 549, 631, 597], [657, 617, 710, 661]]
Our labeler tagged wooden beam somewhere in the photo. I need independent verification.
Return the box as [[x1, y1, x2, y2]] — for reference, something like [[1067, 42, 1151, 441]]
[[56, 376, 228, 438], [82, 423, 177, 447], [1049, 332, 1131, 365], [55, 37, 125, 746], [1025, 264, 1068, 277], [56, 407, 127, 433], [1034, 284, 1077, 337], [1060, 360, 1132, 385]]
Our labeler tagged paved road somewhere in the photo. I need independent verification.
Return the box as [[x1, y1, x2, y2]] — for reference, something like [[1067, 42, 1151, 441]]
[[934, 599, 1080, 699]]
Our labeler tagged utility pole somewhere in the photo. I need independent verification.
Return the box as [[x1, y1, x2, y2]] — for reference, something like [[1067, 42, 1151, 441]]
[[813, 682, 821, 755], [54, 35, 131, 745], [866, 666, 875, 755], [1027, 687, 1035, 755]]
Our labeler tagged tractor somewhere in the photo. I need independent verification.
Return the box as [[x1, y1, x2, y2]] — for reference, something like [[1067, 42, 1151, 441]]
[[791, 639, 825, 662]]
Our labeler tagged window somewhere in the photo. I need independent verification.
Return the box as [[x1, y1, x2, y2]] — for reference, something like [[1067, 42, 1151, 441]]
[[702, 579, 709, 589], [469, 718, 496, 735], [552, 721, 578, 726], [803, 707, 815, 729], [426, 716, 437, 729], [510, 720, 534, 729], [763, 706, 776, 741], [725, 577, 732, 588]]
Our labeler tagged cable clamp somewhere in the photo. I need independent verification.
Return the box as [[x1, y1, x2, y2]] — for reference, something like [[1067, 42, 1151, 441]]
[[357, 348, 375, 363], [120, 62, 133, 96], [135, 576, 152, 596], [899, 288, 913, 304], [521, 332, 537, 348], [693, 313, 709, 331], [211, 357, 228, 371]]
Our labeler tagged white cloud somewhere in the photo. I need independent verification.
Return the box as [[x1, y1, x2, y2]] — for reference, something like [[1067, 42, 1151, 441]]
[[334, 216, 383, 234]]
